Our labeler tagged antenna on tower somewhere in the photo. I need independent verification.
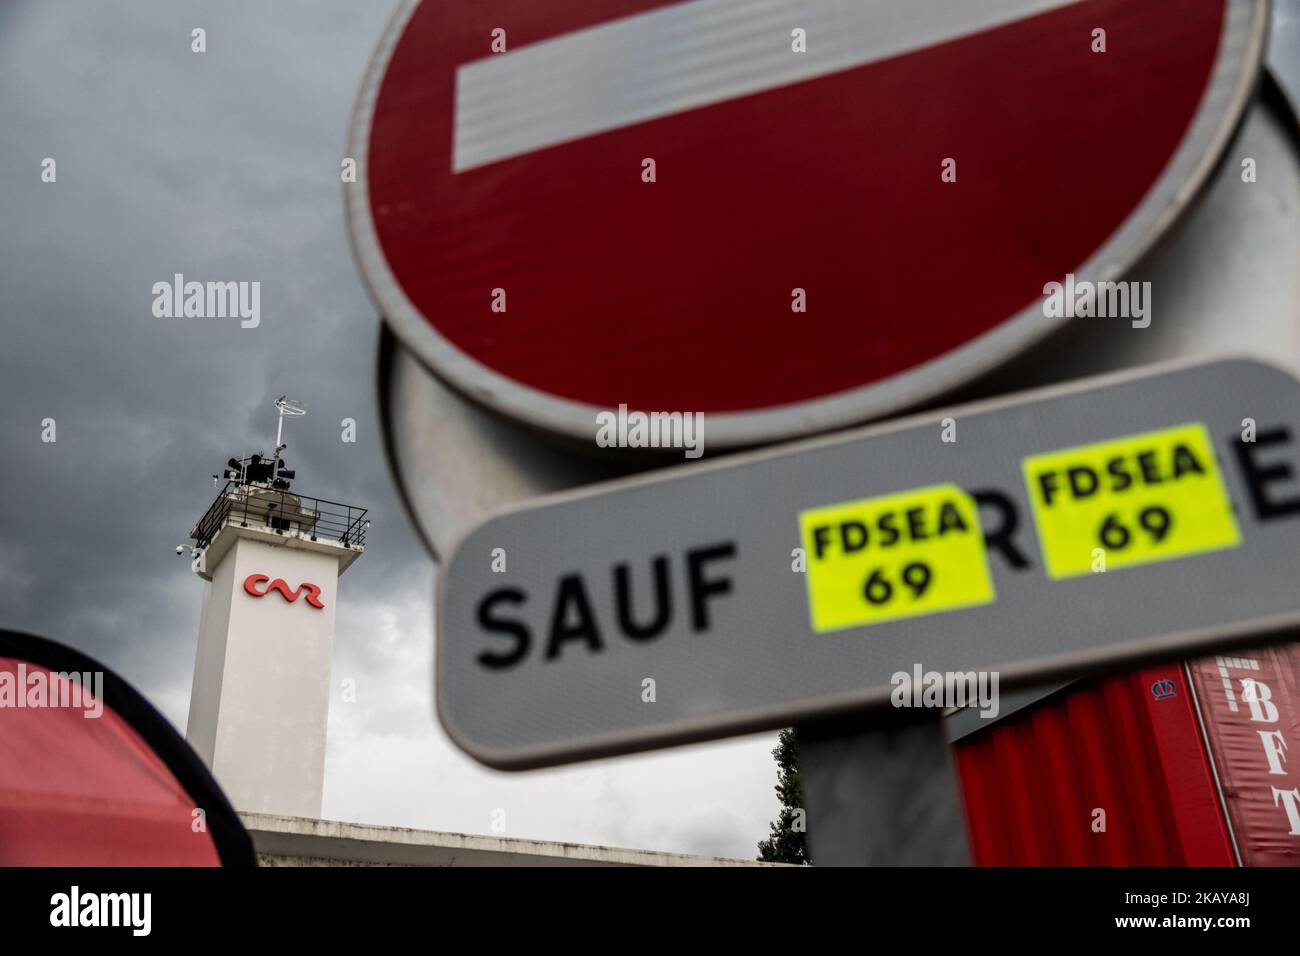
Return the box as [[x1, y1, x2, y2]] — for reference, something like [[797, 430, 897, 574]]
[[272, 396, 307, 485]]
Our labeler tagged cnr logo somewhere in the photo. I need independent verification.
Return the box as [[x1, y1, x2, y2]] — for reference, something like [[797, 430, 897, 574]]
[[243, 573, 325, 609]]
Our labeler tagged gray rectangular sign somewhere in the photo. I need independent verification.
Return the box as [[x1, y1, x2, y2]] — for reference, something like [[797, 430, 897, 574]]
[[437, 358, 1300, 768]]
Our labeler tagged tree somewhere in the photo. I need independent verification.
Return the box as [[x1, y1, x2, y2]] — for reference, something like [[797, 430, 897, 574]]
[[757, 728, 810, 864]]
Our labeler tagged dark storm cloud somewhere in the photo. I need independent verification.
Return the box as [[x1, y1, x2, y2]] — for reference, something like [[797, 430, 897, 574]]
[[0, 0, 416, 722], [1273, 0, 1300, 111], [0, 0, 784, 858]]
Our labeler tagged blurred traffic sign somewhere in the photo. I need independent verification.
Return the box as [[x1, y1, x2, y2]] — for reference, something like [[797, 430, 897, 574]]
[[436, 358, 1300, 768], [351, 0, 1265, 447], [377, 89, 1300, 562]]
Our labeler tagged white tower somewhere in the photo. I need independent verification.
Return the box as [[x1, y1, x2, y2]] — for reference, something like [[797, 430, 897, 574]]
[[183, 399, 366, 818]]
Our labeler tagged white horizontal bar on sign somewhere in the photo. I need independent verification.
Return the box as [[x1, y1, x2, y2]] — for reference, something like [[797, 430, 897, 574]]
[[452, 0, 1083, 173]]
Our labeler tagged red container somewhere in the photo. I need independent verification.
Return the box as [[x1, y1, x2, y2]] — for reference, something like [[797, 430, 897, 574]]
[[954, 644, 1300, 866]]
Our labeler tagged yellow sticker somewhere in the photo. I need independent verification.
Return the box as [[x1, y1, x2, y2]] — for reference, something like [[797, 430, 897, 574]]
[[799, 483, 995, 634], [1022, 422, 1241, 580]]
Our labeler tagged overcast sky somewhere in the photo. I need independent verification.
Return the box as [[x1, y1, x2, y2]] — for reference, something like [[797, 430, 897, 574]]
[[2, 0, 1297, 862], [0, 0, 781, 859]]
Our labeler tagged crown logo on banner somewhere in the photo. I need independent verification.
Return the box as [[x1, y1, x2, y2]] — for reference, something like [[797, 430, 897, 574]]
[[1151, 679, 1178, 701]]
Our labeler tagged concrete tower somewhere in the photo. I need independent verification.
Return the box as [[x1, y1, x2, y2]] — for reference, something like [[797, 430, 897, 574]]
[[183, 398, 366, 818]]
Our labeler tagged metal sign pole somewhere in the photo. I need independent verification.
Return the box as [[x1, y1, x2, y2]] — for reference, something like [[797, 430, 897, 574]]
[[799, 713, 969, 866]]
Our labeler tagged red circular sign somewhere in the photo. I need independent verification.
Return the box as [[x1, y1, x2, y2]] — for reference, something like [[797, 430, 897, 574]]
[[350, 0, 1264, 446]]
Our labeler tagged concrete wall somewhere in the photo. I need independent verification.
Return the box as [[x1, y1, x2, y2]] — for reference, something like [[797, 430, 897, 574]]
[[243, 814, 776, 867]]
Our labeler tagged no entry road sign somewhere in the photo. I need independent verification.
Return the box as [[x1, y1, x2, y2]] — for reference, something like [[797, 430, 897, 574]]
[[436, 358, 1300, 768], [350, 0, 1265, 447]]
